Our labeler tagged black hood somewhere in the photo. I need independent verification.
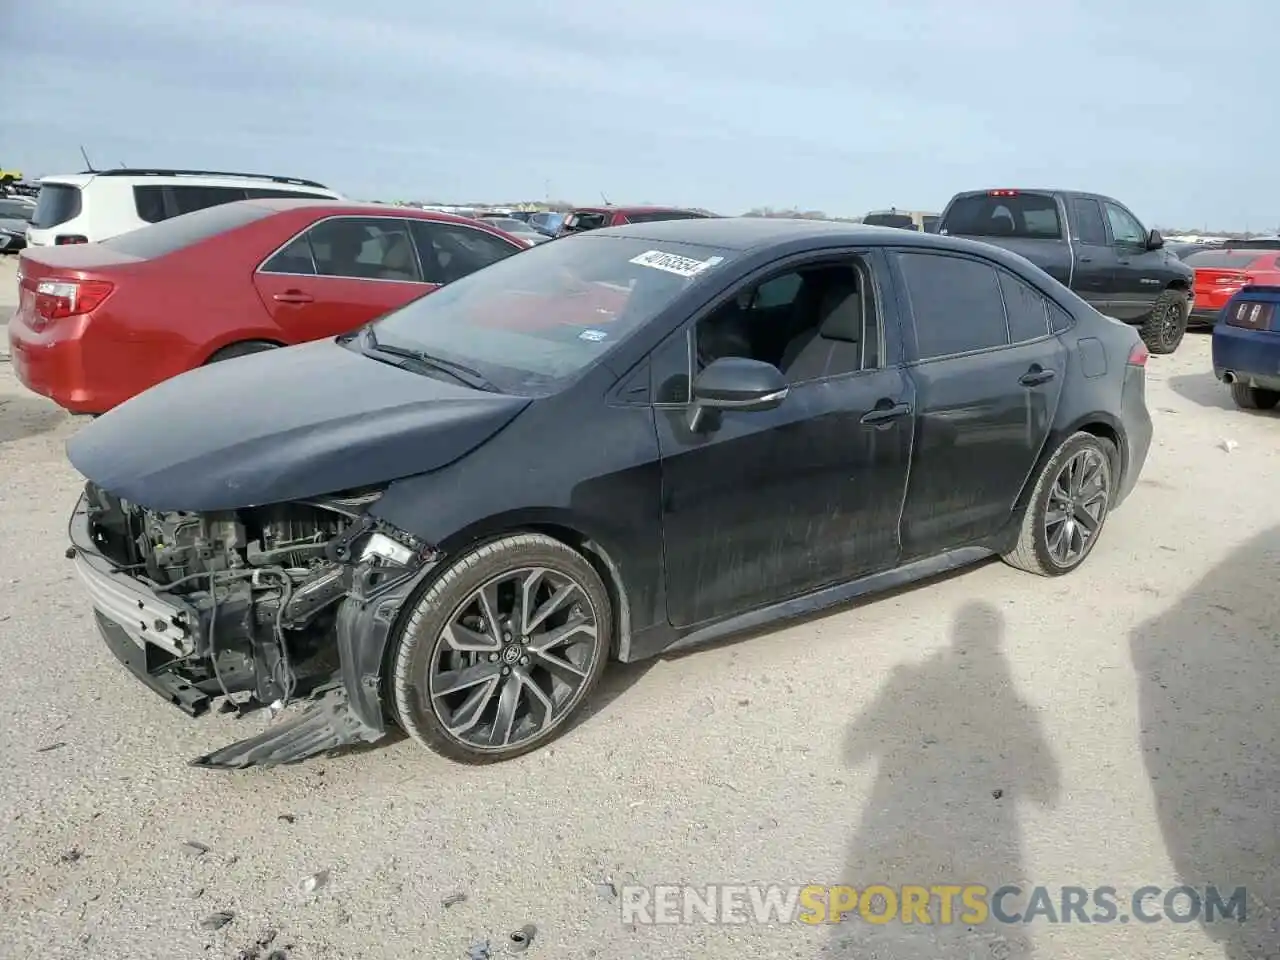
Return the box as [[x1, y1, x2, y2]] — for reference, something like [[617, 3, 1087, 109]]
[[66, 338, 531, 512]]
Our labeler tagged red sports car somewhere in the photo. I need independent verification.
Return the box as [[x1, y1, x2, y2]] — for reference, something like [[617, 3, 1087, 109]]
[[1186, 246, 1280, 327], [8, 199, 529, 413]]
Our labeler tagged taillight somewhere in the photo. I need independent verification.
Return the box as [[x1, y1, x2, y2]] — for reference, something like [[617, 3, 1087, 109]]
[[1127, 342, 1150, 367], [1224, 300, 1275, 330], [987, 189, 1019, 197], [31, 278, 114, 328], [1213, 273, 1248, 285], [54, 235, 88, 245]]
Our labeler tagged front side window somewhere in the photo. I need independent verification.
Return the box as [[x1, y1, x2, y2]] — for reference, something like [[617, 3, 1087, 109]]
[[369, 234, 735, 393], [307, 217, 420, 282], [896, 252, 1009, 360], [1104, 202, 1145, 246]]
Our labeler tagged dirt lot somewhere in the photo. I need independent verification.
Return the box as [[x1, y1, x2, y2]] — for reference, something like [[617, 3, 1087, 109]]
[[0, 248, 1276, 959]]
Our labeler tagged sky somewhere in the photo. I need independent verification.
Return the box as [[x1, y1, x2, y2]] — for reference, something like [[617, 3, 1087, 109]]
[[3, 0, 1277, 230]]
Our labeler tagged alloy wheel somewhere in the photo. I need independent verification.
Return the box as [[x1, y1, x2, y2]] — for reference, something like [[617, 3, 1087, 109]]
[[1044, 447, 1110, 568], [427, 566, 601, 751]]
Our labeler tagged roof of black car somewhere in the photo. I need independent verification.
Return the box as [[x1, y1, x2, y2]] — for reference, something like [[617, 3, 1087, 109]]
[[597, 215, 1014, 258]]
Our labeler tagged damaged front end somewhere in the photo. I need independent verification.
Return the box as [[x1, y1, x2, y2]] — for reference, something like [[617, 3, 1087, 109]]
[[67, 482, 440, 769]]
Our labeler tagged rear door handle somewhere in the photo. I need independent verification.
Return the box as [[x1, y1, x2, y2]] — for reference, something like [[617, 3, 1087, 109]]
[[272, 290, 314, 304], [860, 401, 912, 425], [1019, 368, 1056, 387]]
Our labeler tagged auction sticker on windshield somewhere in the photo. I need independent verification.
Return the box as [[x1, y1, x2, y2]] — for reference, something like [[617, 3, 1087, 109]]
[[630, 250, 724, 278]]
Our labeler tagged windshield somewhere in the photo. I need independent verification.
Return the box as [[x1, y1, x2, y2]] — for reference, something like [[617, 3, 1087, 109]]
[[1184, 250, 1268, 269], [864, 213, 916, 230], [561, 212, 609, 233], [369, 234, 735, 393], [0, 200, 33, 221]]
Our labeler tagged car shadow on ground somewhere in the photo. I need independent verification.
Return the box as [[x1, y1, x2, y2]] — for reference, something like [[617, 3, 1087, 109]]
[[0, 393, 67, 443], [1130, 528, 1280, 959], [819, 600, 1059, 960], [1167, 372, 1242, 412]]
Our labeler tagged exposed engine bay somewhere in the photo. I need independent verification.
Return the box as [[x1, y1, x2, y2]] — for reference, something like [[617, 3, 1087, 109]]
[[80, 481, 428, 722]]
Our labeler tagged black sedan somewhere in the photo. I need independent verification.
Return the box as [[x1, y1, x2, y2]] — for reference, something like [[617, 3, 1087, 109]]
[[65, 218, 1153, 768]]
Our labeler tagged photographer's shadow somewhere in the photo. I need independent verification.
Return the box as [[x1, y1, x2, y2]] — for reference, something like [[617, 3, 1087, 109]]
[[824, 601, 1060, 959]]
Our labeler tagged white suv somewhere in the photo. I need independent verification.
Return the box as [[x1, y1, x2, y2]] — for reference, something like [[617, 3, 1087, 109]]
[[26, 168, 343, 247]]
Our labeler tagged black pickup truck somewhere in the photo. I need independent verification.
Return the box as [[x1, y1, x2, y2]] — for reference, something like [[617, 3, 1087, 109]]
[[937, 189, 1194, 354]]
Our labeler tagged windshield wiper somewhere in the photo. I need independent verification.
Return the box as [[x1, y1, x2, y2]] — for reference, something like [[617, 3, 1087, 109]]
[[363, 327, 498, 392]]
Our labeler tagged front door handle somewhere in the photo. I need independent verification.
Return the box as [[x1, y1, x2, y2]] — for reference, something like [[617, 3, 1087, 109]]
[[1019, 367, 1056, 387], [1078, 255, 1093, 263], [860, 400, 912, 425], [272, 290, 314, 304]]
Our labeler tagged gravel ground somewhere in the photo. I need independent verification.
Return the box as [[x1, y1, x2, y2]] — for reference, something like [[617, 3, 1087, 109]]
[[0, 249, 1276, 959]]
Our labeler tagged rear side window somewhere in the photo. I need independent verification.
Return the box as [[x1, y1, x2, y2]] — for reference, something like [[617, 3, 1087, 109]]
[[897, 252, 1009, 359], [31, 184, 83, 229], [99, 201, 274, 259], [1069, 197, 1108, 246], [134, 185, 166, 224], [942, 193, 1063, 240], [171, 185, 248, 215], [998, 270, 1051, 342], [261, 234, 317, 275]]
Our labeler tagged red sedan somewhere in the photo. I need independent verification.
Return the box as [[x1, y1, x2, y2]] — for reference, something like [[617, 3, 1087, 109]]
[[1186, 246, 1280, 327], [8, 199, 529, 413]]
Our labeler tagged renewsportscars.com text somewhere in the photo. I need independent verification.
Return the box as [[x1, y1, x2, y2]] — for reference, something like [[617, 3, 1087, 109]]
[[620, 884, 1247, 926]]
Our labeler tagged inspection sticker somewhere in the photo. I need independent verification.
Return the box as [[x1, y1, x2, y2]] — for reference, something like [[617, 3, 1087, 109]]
[[579, 329, 609, 342], [630, 250, 724, 278]]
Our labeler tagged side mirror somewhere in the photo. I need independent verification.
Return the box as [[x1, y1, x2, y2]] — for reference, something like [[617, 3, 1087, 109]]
[[1146, 228, 1164, 250], [688, 357, 788, 431]]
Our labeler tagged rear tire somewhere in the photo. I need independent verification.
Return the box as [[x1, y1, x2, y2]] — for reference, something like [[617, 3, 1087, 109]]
[[205, 340, 281, 364], [1002, 432, 1117, 577], [1138, 289, 1188, 355], [1230, 382, 1280, 411]]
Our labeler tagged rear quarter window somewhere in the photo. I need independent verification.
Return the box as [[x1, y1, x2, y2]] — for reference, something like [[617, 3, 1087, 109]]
[[943, 193, 1063, 240], [100, 201, 275, 259], [31, 184, 83, 229]]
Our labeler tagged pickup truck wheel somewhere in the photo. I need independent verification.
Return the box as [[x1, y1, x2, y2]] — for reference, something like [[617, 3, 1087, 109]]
[[1230, 382, 1280, 411], [1138, 290, 1188, 355], [1002, 431, 1116, 577], [389, 533, 612, 764]]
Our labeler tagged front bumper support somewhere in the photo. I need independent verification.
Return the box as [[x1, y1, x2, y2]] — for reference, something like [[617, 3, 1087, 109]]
[[70, 494, 440, 769]]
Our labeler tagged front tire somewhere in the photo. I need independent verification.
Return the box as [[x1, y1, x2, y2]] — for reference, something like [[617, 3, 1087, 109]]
[[205, 340, 281, 364], [1230, 382, 1280, 411], [389, 533, 612, 763], [1002, 432, 1116, 577], [1138, 289, 1188, 355]]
